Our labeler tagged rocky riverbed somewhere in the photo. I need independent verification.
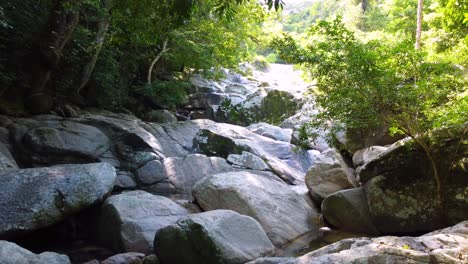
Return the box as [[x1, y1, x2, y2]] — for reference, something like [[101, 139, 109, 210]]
[[0, 65, 466, 264]]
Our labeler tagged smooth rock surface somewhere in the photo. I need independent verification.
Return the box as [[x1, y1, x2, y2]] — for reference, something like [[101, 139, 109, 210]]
[[154, 210, 275, 264], [0, 240, 70, 264], [160, 154, 232, 194], [98, 191, 189, 254], [0, 162, 116, 239], [247, 123, 292, 143], [305, 151, 356, 203], [352, 145, 388, 167], [136, 160, 165, 185], [21, 121, 110, 164], [193, 172, 319, 246], [227, 151, 269, 171], [321, 187, 379, 235]]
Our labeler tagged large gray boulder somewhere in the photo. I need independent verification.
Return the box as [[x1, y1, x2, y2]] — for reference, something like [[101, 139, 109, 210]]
[[352, 145, 388, 168], [21, 121, 110, 164], [0, 162, 116, 239], [193, 172, 319, 246], [247, 123, 292, 143], [305, 150, 356, 203], [0, 142, 18, 172], [358, 127, 468, 234], [159, 154, 232, 194], [98, 191, 189, 254], [227, 151, 269, 171], [321, 187, 379, 235], [136, 160, 165, 186], [154, 210, 275, 264], [0, 240, 70, 264], [249, 220, 468, 264]]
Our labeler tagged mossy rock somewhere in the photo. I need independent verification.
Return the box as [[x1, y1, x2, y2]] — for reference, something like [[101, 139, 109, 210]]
[[193, 129, 245, 158], [360, 124, 468, 234], [154, 210, 274, 264], [260, 90, 301, 125]]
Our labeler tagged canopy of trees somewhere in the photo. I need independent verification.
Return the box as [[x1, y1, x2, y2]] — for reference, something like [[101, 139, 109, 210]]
[[0, 0, 285, 113]]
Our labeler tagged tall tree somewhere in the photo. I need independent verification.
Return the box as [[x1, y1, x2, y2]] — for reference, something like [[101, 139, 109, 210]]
[[25, 0, 81, 113], [415, 0, 423, 49]]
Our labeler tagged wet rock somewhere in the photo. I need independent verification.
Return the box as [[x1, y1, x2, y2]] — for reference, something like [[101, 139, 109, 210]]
[[321, 187, 379, 235], [305, 150, 356, 203], [227, 151, 269, 171], [0, 162, 116, 239], [0, 240, 70, 264], [193, 171, 319, 246], [154, 210, 274, 264], [98, 191, 189, 254]]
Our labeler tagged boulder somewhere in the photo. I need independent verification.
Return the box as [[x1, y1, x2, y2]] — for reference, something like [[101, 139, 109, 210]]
[[0, 142, 18, 172], [193, 129, 245, 158], [136, 160, 165, 186], [114, 171, 137, 190], [154, 210, 275, 264], [358, 128, 468, 234], [305, 150, 356, 203], [352, 145, 388, 167], [0, 240, 70, 264], [21, 121, 110, 164], [144, 110, 177, 123], [259, 90, 301, 125], [227, 151, 269, 171], [193, 172, 319, 246], [224, 83, 256, 95], [0, 162, 116, 239], [333, 125, 403, 154], [247, 123, 292, 143], [250, 220, 468, 264], [101, 252, 145, 264], [98, 191, 189, 254], [321, 187, 379, 235], [185, 93, 227, 109], [159, 154, 232, 194]]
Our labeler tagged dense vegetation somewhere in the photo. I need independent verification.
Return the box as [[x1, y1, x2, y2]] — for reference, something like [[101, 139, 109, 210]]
[[0, 0, 466, 141], [270, 0, 467, 202], [0, 0, 283, 114]]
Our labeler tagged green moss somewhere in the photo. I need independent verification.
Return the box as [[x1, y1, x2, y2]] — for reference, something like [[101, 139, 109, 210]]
[[194, 129, 245, 158]]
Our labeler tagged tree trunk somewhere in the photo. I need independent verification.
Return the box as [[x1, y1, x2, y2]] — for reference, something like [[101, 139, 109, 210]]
[[362, 0, 368, 13], [26, 0, 80, 114], [147, 39, 170, 85], [76, 0, 112, 97], [415, 0, 423, 50]]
